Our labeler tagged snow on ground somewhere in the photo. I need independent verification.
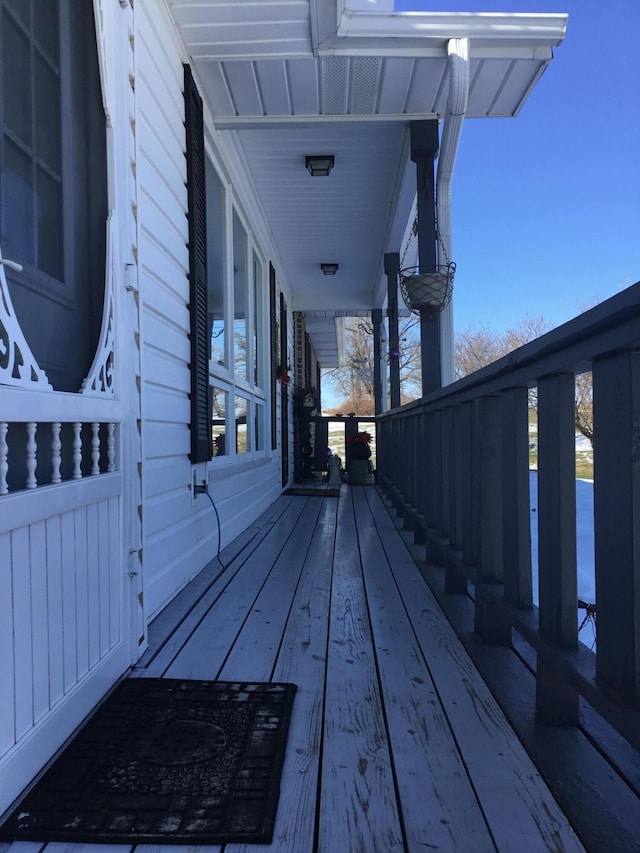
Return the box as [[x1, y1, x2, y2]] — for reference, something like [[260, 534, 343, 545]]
[[530, 472, 596, 647]]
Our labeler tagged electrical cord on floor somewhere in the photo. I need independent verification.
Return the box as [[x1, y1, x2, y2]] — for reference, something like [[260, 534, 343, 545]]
[[195, 485, 226, 570]]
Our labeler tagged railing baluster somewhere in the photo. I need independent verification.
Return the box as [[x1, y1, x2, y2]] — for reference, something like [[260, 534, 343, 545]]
[[51, 422, 62, 484], [26, 422, 37, 489], [0, 422, 8, 495], [459, 401, 475, 571], [72, 422, 82, 479], [91, 422, 100, 476], [593, 351, 640, 703], [475, 395, 510, 644], [447, 405, 468, 594], [536, 372, 578, 724], [107, 422, 116, 472], [502, 387, 533, 609]]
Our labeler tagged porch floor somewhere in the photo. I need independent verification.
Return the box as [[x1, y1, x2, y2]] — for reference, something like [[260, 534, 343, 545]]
[[3, 486, 584, 853]]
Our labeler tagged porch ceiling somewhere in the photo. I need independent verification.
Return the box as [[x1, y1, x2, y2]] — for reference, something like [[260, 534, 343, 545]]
[[168, 0, 566, 367]]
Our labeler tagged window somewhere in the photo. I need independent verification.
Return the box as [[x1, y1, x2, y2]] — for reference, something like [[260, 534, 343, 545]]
[[254, 401, 265, 451], [212, 386, 227, 457], [0, 0, 107, 392], [253, 252, 262, 386], [206, 159, 226, 367], [232, 211, 248, 382], [234, 395, 248, 454]]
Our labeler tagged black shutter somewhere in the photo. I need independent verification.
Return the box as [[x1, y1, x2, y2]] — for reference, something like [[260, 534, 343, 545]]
[[184, 64, 212, 463], [270, 263, 277, 450]]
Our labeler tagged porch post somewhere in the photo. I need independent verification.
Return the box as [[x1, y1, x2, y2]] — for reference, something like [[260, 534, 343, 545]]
[[372, 308, 383, 415], [410, 120, 440, 395], [385, 252, 401, 409]]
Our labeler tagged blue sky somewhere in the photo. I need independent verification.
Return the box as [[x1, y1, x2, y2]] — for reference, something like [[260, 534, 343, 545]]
[[395, 0, 640, 334]]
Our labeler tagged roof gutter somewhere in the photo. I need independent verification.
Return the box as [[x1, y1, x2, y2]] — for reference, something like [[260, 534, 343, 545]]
[[336, 10, 567, 48], [437, 37, 469, 386]]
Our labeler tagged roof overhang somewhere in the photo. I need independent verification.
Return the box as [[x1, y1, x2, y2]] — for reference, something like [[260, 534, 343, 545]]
[[168, 1, 567, 367]]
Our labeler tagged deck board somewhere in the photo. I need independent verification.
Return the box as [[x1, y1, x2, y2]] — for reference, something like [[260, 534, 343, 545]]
[[318, 494, 404, 852], [364, 488, 585, 852], [352, 489, 495, 851], [5, 487, 586, 853]]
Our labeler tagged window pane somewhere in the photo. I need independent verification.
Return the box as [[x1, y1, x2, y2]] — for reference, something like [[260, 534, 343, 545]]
[[35, 52, 61, 170], [3, 10, 32, 146], [36, 165, 63, 278], [232, 211, 247, 380], [253, 253, 261, 386], [255, 401, 264, 451], [206, 159, 225, 367], [33, 0, 59, 64], [3, 138, 35, 263], [235, 395, 248, 454], [212, 386, 227, 457]]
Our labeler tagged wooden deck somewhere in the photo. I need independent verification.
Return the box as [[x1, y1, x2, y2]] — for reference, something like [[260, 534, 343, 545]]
[[2, 486, 585, 853]]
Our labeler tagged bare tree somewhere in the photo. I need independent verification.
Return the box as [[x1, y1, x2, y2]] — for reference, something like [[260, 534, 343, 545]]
[[575, 371, 594, 444], [324, 316, 421, 413], [455, 315, 551, 382], [455, 313, 595, 447]]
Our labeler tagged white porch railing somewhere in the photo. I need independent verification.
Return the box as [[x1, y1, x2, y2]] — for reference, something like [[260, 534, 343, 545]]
[[1, 420, 117, 494], [377, 280, 640, 742], [0, 389, 127, 818]]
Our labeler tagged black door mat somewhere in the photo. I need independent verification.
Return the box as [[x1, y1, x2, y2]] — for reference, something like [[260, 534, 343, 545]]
[[1, 679, 297, 845]]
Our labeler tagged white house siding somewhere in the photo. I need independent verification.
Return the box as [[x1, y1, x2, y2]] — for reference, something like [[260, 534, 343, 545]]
[[135, 0, 291, 621]]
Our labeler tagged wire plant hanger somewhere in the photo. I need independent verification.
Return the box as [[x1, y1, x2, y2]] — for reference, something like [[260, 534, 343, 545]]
[[399, 211, 456, 316]]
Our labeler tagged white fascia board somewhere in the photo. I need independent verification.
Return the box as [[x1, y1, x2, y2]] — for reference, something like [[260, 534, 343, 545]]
[[336, 11, 568, 47], [315, 10, 566, 56]]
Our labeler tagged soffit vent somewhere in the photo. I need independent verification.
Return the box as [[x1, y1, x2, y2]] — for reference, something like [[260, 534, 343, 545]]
[[350, 57, 381, 115], [321, 56, 348, 114], [321, 56, 382, 116]]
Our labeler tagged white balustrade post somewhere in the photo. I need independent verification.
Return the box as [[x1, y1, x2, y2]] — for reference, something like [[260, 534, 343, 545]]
[[26, 421, 37, 489], [0, 422, 8, 495], [72, 422, 82, 479], [51, 422, 62, 484], [107, 422, 116, 472], [91, 422, 100, 476]]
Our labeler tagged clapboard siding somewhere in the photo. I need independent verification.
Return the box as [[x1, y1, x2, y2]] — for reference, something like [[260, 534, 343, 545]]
[[134, 0, 290, 623], [143, 385, 192, 425], [136, 0, 185, 119], [137, 151, 188, 227], [143, 344, 191, 391], [144, 423, 191, 460], [137, 234, 189, 303], [144, 457, 190, 496], [138, 188, 189, 271]]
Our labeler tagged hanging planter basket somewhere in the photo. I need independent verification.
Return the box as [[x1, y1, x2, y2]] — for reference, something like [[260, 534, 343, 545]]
[[400, 262, 456, 315]]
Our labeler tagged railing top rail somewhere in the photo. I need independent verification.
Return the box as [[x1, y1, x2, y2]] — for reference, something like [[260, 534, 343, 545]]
[[380, 279, 640, 417]]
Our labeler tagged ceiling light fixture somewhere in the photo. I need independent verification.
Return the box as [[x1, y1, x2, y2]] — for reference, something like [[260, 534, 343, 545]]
[[321, 263, 339, 275], [305, 154, 335, 177]]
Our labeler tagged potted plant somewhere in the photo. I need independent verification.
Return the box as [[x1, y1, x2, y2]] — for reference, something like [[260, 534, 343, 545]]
[[347, 431, 372, 460], [277, 363, 291, 384]]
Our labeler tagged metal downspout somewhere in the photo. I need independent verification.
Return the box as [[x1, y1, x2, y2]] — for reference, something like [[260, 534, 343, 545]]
[[437, 38, 469, 386]]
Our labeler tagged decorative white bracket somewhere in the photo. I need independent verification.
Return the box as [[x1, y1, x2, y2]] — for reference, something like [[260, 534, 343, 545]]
[[0, 253, 52, 390], [81, 221, 116, 396]]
